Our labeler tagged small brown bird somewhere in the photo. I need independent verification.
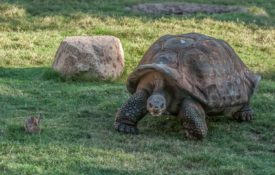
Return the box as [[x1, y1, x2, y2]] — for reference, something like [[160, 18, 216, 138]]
[[25, 115, 42, 134]]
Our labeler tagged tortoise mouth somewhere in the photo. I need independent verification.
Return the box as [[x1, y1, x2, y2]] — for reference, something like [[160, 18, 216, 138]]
[[147, 105, 166, 117], [147, 105, 166, 116], [149, 110, 163, 116]]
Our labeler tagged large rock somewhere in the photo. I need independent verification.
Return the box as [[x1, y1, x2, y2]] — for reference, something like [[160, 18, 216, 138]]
[[52, 36, 124, 80]]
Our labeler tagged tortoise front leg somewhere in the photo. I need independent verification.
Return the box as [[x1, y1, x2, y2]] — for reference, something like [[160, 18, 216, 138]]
[[114, 90, 148, 134], [178, 98, 208, 139]]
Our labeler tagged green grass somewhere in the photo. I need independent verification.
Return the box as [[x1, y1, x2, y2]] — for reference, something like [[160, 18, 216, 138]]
[[0, 0, 275, 174]]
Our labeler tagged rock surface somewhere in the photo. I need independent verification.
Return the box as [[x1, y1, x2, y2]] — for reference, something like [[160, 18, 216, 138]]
[[130, 3, 246, 15], [53, 36, 124, 80]]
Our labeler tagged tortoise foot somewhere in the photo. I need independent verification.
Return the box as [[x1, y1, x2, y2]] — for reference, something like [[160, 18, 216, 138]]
[[114, 122, 139, 134], [183, 120, 207, 140], [233, 105, 253, 122]]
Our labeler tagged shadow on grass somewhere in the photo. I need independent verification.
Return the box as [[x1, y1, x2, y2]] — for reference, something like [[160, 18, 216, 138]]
[[0, 66, 58, 81], [0, 66, 128, 83], [260, 69, 275, 81], [0, 163, 143, 175], [1, 0, 274, 29], [1, 66, 274, 145], [67, 166, 144, 175]]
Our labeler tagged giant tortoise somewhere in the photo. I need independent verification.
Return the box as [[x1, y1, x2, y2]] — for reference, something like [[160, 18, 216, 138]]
[[114, 33, 260, 139]]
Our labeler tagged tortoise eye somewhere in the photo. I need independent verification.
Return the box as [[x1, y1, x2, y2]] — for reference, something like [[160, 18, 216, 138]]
[[160, 103, 164, 108]]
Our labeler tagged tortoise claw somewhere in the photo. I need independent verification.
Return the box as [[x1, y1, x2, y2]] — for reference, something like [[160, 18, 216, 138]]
[[114, 122, 138, 134], [183, 123, 206, 140], [233, 109, 253, 122]]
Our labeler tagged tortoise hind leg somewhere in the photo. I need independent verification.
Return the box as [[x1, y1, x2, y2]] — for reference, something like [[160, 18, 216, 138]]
[[178, 98, 208, 139], [114, 90, 148, 134], [233, 104, 253, 121]]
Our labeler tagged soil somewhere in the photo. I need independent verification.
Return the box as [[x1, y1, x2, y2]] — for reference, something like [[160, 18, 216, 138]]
[[129, 3, 247, 15]]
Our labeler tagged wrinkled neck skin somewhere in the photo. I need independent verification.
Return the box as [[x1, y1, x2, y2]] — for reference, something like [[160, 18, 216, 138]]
[[151, 73, 164, 93], [137, 72, 170, 116]]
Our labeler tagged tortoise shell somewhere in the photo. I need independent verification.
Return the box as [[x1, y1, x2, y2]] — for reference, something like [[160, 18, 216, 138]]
[[127, 33, 260, 108]]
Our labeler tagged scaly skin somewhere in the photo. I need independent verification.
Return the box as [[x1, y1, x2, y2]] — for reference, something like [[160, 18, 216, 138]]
[[178, 98, 208, 139], [114, 90, 148, 134], [233, 104, 253, 121]]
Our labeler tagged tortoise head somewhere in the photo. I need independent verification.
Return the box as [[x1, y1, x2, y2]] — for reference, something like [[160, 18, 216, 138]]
[[147, 94, 167, 116]]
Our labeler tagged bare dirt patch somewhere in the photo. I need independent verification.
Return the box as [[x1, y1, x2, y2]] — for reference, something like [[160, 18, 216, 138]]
[[129, 3, 247, 15]]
